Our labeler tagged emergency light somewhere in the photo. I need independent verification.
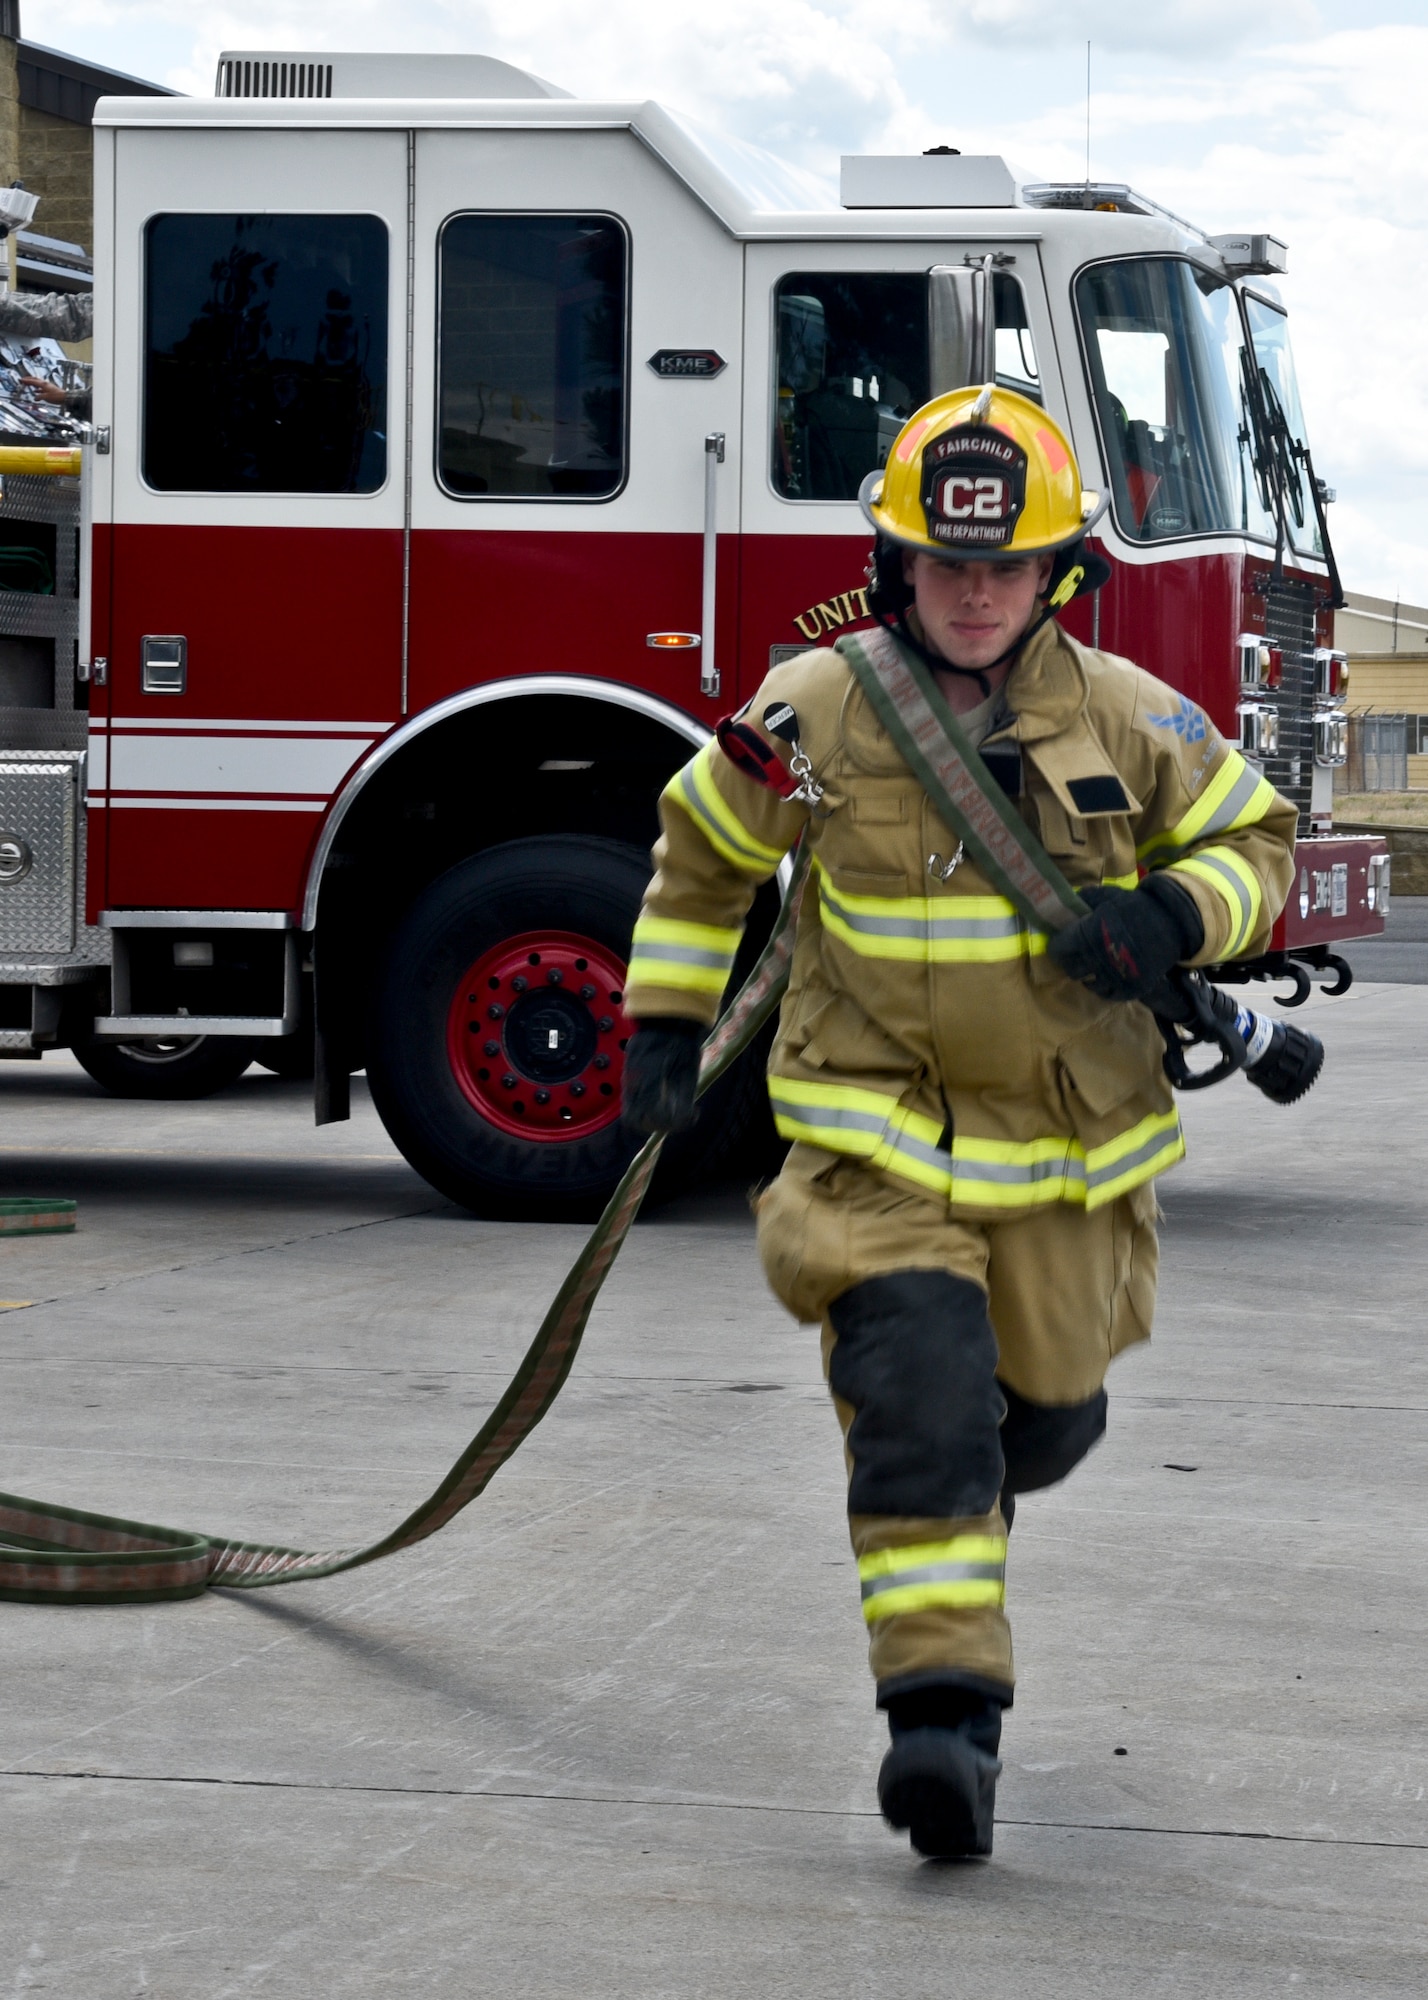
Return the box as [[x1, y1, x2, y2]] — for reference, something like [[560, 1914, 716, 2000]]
[[1238, 634, 1282, 689], [1237, 702, 1279, 757], [1312, 648, 1349, 700]]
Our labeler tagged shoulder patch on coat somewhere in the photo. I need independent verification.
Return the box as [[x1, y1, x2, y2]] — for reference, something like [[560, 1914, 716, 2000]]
[[1067, 774, 1131, 815], [1145, 694, 1209, 743]]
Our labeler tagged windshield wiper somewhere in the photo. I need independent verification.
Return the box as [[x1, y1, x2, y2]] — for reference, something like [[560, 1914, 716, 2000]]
[[1241, 354, 1344, 609]]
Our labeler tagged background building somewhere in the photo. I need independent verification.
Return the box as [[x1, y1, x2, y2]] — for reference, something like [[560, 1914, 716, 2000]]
[[1335, 590, 1428, 793]]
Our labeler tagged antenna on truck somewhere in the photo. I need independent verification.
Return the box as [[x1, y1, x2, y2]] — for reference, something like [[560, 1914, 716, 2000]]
[[1085, 42, 1092, 185]]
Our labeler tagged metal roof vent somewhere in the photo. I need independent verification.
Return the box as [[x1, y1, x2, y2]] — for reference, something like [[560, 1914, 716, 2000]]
[[217, 58, 332, 100], [214, 51, 570, 100]]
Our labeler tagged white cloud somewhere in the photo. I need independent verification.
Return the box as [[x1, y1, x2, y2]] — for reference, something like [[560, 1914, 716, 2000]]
[[22, 1, 1428, 597], [952, 0, 1318, 54]]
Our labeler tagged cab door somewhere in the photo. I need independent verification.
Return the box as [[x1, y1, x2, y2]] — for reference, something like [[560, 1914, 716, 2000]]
[[103, 125, 409, 911], [405, 126, 744, 725], [738, 239, 1056, 691]]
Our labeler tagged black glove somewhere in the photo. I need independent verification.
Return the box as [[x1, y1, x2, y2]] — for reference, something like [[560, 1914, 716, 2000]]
[[1048, 874, 1205, 1003], [621, 1017, 704, 1134]]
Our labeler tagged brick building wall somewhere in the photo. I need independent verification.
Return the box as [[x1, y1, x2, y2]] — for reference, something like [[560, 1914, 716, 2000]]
[[18, 102, 90, 252]]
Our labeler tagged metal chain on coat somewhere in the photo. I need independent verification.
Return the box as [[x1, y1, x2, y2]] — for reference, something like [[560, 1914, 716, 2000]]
[[0, 844, 813, 1606]]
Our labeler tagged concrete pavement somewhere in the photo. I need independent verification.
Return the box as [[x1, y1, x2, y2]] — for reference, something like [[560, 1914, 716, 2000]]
[[1340, 892, 1428, 983], [0, 979, 1424, 1997]]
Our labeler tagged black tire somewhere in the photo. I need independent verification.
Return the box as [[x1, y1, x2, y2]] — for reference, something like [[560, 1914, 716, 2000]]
[[72, 1033, 256, 1100], [367, 835, 768, 1220]]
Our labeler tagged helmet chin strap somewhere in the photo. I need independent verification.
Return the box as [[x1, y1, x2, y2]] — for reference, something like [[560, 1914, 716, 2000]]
[[886, 601, 1048, 699]]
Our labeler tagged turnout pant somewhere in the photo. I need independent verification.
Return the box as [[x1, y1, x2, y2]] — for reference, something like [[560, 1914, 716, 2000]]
[[757, 1144, 1159, 1702]]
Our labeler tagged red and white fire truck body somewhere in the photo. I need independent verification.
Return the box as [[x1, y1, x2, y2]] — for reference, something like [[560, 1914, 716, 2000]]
[[0, 53, 1385, 1211]]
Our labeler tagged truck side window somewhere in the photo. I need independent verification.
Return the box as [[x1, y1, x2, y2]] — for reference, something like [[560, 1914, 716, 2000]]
[[773, 274, 928, 501], [438, 214, 628, 500], [144, 214, 388, 494], [993, 274, 1040, 403]]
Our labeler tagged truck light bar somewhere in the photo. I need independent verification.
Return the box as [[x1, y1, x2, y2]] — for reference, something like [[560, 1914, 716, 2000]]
[[1208, 233, 1288, 276]]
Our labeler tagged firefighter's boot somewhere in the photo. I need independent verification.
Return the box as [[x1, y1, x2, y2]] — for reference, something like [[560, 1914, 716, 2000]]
[[878, 1685, 1005, 1859]]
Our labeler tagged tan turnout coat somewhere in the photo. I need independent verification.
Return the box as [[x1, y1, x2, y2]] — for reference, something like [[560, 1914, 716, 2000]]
[[624, 619, 1297, 1218]]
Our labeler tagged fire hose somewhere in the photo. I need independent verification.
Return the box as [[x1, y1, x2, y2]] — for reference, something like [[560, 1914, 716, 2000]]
[[0, 847, 812, 1605], [0, 842, 1323, 1604]]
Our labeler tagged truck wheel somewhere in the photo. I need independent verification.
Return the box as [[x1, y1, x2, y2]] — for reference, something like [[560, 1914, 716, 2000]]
[[367, 836, 766, 1219], [72, 1033, 256, 1100]]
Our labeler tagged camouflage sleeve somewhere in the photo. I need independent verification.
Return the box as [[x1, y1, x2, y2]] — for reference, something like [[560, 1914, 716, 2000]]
[[0, 290, 93, 343], [1129, 682, 1297, 964], [623, 705, 812, 1026]]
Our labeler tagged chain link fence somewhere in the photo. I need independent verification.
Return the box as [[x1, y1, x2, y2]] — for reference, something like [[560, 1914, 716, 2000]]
[[1343, 714, 1409, 793]]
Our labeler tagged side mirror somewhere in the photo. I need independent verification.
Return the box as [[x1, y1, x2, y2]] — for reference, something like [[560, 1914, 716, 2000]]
[[928, 261, 996, 394]]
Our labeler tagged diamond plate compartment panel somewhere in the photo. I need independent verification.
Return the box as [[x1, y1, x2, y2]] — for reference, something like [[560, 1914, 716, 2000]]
[[0, 752, 80, 952]]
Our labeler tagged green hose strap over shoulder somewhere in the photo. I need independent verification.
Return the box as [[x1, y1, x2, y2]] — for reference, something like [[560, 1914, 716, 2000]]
[[0, 841, 813, 1606], [835, 623, 1087, 933]]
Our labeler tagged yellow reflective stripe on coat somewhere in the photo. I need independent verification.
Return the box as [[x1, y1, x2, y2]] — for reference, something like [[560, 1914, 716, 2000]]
[[815, 859, 1047, 964], [858, 1533, 1008, 1622], [767, 1076, 1184, 1210], [665, 743, 786, 878], [627, 914, 741, 995], [1169, 845, 1262, 956], [1137, 749, 1277, 864]]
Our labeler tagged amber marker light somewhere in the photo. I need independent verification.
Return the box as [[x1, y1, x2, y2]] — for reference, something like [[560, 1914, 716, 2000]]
[[645, 632, 702, 649]]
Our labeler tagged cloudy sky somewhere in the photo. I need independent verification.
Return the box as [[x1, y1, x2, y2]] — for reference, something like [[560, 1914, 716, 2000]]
[[26, 0, 1428, 604]]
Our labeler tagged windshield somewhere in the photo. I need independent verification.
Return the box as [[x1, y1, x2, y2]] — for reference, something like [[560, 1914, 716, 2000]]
[[1242, 293, 1323, 557], [1077, 256, 1276, 544]]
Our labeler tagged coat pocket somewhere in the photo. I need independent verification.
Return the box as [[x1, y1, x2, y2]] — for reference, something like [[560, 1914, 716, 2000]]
[[1056, 1009, 1160, 1123], [800, 990, 921, 1078]]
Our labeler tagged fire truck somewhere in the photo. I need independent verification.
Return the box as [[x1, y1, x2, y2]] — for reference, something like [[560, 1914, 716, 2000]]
[[0, 50, 1388, 1216]]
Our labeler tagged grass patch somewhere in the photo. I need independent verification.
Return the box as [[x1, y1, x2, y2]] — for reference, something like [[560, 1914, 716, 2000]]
[[1333, 792, 1428, 829]]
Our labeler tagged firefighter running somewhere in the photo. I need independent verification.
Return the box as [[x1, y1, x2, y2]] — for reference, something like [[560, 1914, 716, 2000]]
[[621, 384, 1295, 1861]]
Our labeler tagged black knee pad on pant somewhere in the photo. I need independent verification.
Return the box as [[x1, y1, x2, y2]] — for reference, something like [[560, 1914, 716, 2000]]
[[999, 1380, 1108, 1495], [827, 1270, 1004, 1519]]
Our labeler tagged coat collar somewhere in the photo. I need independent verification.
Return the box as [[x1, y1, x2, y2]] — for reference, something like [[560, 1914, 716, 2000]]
[[900, 610, 1092, 746], [1001, 620, 1092, 744]]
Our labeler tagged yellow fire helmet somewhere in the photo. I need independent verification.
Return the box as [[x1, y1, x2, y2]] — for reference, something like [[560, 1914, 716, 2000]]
[[858, 383, 1107, 560]]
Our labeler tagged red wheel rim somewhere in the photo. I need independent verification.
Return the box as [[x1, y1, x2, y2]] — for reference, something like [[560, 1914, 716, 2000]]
[[446, 930, 633, 1142]]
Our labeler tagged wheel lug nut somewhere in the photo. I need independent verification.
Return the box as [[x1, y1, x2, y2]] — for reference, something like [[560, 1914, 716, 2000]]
[[484, 1040, 500, 1057], [501, 1073, 517, 1090], [511, 975, 528, 993], [487, 1003, 505, 1020], [579, 984, 596, 1002], [593, 1054, 610, 1071], [569, 1081, 586, 1098], [597, 1015, 613, 1033], [546, 967, 563, 985], [534, 1089, 550, 1105]]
